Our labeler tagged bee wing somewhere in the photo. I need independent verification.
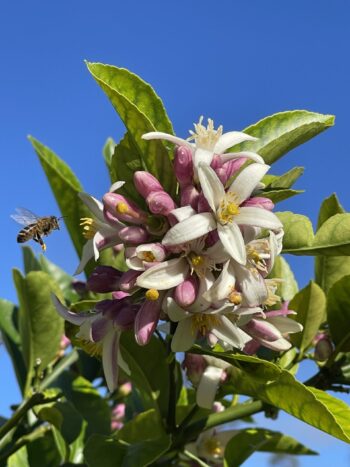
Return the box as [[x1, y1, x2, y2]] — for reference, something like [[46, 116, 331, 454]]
[[11, 208, 40, 226]]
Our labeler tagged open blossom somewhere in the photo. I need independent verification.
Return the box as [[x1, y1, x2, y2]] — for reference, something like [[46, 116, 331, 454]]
[[185, 428, 238, 465]]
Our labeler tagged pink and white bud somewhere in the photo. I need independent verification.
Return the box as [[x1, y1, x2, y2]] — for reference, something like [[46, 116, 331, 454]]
[[134, 171, 164, 198], [243, 339, 261, 355], [182, 353, 207, 386], [180, 184, 200, 209], [126, 243, 166, 270], [111, 403, 126, 431], [119, 381, 132, 396], [119, 270, 141, 291], [210, 154, 223, 170], [207, 332, 218, 347], [314, 333, 333, 361], [174, 146, 194, 185], [87, 266, 122, 293], [212, 401, 225, 413], [174, 276, 199, 307], [112, 291, 131, 300], [134, 296, 162, 345], [244, 319, 281, 342], [146, 191, 176, 216], [242, 197, 274, 211], [197, 193, 211, 213], [118, 226, 149, 244], [103, 192, 147, 224]]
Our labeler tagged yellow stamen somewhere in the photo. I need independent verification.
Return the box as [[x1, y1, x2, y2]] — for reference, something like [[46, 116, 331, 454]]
[[191, 313, 219, 336], [145, 289, 159, 301], [140, 252, 155, 262], [188, 116, 223, 150], [116, 202, 129, 214], [204, 438, 223, 457], [80, 217, 98, 239], [191, 254, 204, 267], [218, 192, 240, 224], [228, 291, 242, 305]]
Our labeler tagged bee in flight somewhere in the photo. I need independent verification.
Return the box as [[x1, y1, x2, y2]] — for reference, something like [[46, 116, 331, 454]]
[[11, 208, 62, 251]]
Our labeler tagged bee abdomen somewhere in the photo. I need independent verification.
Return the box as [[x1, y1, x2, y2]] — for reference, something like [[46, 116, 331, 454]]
[[17, 225, 35, 243]]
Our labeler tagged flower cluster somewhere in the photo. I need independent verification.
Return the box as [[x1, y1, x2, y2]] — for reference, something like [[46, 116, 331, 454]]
[[54, 118, 302, 394]]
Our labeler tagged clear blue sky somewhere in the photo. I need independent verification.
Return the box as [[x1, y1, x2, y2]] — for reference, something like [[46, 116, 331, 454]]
[[1, 1, 350, 464]]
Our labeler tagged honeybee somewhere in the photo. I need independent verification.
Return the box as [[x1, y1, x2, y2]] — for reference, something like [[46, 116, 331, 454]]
[[11, 208, 61, 251]]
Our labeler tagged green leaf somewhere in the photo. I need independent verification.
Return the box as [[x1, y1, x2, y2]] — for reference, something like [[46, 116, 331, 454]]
[[84, 435, 127, 467], [277, 212, 314, 251], [121, 436, 171, 467], [224, 428, 316, 466], [120, 332, 169, 418], [86, 62, 176, 196], [8, 446, 29, 467], [110, 132, 147, 208], [289, 281, 326, 352], [13, 270, 64, 394], [26, 430, 62, 467], [103, 137, 116, 177], [315, 194, 350, 293], [231, 110, 334, 164], [38, 401, 84, 444], [117, 409, 164, 443], [28, 136, 90, 261], [193, 349, 350, 444], [262, 188, 304, 203], [0, 299, 20, 344], [269, 256, 298, 301], [327, 275, 350, 351], [22, 246, 41, 274], [264, 167, 304, 189]]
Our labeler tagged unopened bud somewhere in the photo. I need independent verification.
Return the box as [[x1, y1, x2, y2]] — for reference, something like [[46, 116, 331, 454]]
[[118, 226, 149, 244], [103, 192, 147, 224], [134, 171, 164, 198], [174, 276, 198, 307], [146, 191, 176, 216], [182, 353, 207, 386], [242, 197, 274, 211], [174, 146, 194, 184], [314, 334, 333, 361], [119, 270, 141, 291], [180, 184, 199, 209], [134, 296, 162, 345]]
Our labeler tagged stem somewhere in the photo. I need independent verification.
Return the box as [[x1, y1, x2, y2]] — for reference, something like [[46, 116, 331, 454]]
[[0, 392, 60, 442], [0, 425, 50, 462], [177, 404, 200, 433], [167, 323, 177, 433], [183, 449, 211, 467], [40, 350, 79, 390]]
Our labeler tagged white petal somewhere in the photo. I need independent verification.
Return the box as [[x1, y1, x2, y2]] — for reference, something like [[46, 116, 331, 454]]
[[220, 150, 264, 164], [196, 366, 224, 409], [170, 206, 197, 223], [136, 258, 189, 290], [228, 163, 270, 204], [74, 239, 96, 275], [142, 132, 193, 150], [109, 180, 125, 192], [217, 223, 246, 265], [206, 241, 231, 263], [102, 330, 120, 392], [214, 131, 258, 154], [235, 207, 283, 230], [118, 349, 131, 375], [162, 213, 216, 246], [171, 318, 196, 352], [78, 192, 105, 223], [194, 148, 213, 168], [125, 256, 145, 271], [267, 316, 303, 334], [259, 336, 292, 351], [203, 261, 235, 303], [198, 164, 225, 212], [235, 264, 268, 307], [166, 297, 188, 322], [51, 294, 92, 325], [212, 315, 251, 349]]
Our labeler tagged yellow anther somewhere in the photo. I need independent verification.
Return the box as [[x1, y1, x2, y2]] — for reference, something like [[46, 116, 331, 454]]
[[228, 291, 242, 305], [191, 255, 204, 267], [116, 202, 129, 214], [204, 438, 223, 457], [140, 252, 155, 262], [226, 202, 240, 216], [191, 313, 219, 336], [145, 289, 159, 301], [80, 217, 97, 239], [218, 193, 240, 224]]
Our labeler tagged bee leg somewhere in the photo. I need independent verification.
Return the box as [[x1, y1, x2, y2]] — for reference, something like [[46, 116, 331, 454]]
[[36, 234, 47, 252]]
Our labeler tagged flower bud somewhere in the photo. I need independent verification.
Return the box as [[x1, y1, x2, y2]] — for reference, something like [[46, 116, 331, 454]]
[[174, 276, 198, 307], [222, 157, 247, 180], [103, 192, 147, 224], [242, 197, 274, 211], [245, 319, 281, 341], [118, 226, 149, 244], [314, 333, 333, 361], [243, 339, 261, 355], [111, 403, 125, 431], [134, 171, 164, 198], [146, 191, 176, 216], [197, 193, 211, 213], [182, 353, 207, 386], [119, 381, 132, 396], [87, 266, 122, 293], [174, 146, 194, 184], [119, 270, 141, 291], [210, 154, 223, 170], [180, 184, 199, 209], [134, 296, 162, 345]]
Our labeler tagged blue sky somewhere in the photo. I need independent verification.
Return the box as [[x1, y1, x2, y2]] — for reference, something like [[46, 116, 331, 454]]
[[1, 0, 350, 464]]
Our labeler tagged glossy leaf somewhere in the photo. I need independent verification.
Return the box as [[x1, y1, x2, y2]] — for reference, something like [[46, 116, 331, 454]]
[[103, 137, 116, 177], [224, 428, 316, 466], [38, 401, 84, 444], [121, 435, 171, 467], [22, 246, 41, 274], [84, 435, 127, 467], [28, 136, 91, 260], [26, 430, 62, 467], [8, 446, 29, 467], [315, 194, 350, 293], [269, 256, 298, 301], [0, 299, 20, 344], [231, 110, 334, 164], [289, 281, 326, 352], [13, 269, 64, 394], [264, 167, 304, 189], [277, 212, 314, 251], [86, 62, 176, 196], [120, 332, 170, 418], [262, 188, 303, 203], [327, 275, 350, 351], [117, 409, 164, 443]]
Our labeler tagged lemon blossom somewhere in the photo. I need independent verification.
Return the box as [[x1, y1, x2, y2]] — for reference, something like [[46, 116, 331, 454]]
[[162, 163, 282, 265], [142, 117, 262, 173]]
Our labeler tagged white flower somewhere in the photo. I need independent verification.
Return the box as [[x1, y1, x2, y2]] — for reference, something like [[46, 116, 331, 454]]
[[196, 356, 231, 410], [186, 428, 238, 464], [142, 117, 262, 173], [163, 163, 282, 265]]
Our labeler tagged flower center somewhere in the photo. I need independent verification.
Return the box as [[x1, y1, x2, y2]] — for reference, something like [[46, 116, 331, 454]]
[[217, 192, 240, 224], [80, 218, 98, 239], [246, 241, 270, 272], [139, 251, 156, 262], [191, 313, 219, 336], [228, 290, 242, 305], [145, 288, 159, 301], [188, 116, 223, 150], [264, 279, 282, 307], [203, 438, 223, 458]]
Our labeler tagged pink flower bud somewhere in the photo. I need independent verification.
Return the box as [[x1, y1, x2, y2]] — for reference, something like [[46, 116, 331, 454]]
[[213, 401, 225, 413], [174, 146, 194, 184], [210, 154, 223, 170], [197, 193, 211, 213], [112, 291, 130, 300], [111, 403, 125, 431], [215, 168, 228, 185], [242, 197, 274, 211], [314, 333, 333, 361], [87, 266, 122, 293], [119, 270, 141, 291], [118, 226, 149, 244], [119, 382, 132, 396], [222, 157, 247, 179], [245, 319, 281, 342], [182, 353, 207, 386], [134, 171, 164, 198], [103, 192, 147, 224], [134, 296, 162, 345], [174, 276, 198, 307], [205, 230, 219, 247], [243, 339, 261, 355], [146, 191, 176, 216], [180, 184, 199, 209]]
